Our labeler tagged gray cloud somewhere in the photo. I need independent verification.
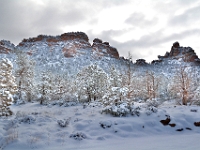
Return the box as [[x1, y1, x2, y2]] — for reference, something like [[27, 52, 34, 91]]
[[168, 4, 200, 26], [0, 0, 200, 61], [125, 12, 158, 28], [0, 0, 132, 44], [88, 28, 200, 61]]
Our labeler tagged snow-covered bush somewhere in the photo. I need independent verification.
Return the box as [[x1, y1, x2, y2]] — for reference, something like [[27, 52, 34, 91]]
[[17, 115, 36, 124], [0, 58, 17, 116], [99, 120, 112, 129], [13, 96, 26, 105], [102, 87, 129, 106], [102, 102, 130, 117], [57, 118, 70, 127], [69, 132, 87, 140], [146, 106, 158, 115], [130, 105, 141, 116], [146, 99, 160, 107], [50, 100, 77, 107]]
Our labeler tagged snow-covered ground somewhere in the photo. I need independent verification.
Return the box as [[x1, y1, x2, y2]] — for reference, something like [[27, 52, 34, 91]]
[[1, 102, 200, 150]]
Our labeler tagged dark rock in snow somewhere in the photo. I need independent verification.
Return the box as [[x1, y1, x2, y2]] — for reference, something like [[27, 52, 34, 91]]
[[169, 123, 176, 127], [194, 122, 200, 127], [160, 116, 171, 126], [185, 127, 192, 130], [176, 128, 184, 132]]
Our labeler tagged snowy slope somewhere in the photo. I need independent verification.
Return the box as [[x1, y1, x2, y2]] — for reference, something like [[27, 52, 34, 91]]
[[0, 102, 200, 150]]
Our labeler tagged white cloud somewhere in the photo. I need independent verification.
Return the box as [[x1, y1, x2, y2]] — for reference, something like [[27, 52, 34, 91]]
[[0, 0, 200, 62]]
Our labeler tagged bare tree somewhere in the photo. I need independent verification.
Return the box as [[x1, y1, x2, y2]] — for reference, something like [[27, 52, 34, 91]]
[[123, 52, 135, 99], [171, 66, 192, 105], [144, 71, 160, 100]]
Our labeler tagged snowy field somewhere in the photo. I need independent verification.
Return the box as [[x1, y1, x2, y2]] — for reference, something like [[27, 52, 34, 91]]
[[1, 102, 200, 150]]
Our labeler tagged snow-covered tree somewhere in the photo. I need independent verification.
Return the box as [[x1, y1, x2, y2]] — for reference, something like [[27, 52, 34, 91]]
[[75, 64, 108, 102], [0, 58, 17, 116], [108, 66, 123, 88], [124, 52, 134, 99], [144, 71, 160, 100], [37, 71, 53, 104], [15, 50, 35, 102], [169, 66, 193, 105], [53, 73, 70, 100]]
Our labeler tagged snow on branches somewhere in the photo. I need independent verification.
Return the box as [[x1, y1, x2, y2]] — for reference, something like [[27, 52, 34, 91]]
[[0, 58, 17, 116]]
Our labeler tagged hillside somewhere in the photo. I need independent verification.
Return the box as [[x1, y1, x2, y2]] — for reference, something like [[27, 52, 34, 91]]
[[1, 32, 200, 150]]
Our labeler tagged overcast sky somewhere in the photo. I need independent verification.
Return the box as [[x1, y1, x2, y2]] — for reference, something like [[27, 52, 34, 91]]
[[1, 0, 200, 62]]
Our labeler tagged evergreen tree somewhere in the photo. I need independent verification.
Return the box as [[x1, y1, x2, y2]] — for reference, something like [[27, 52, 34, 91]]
[[15, 50, 35, 102], [37, 71, 53, 104], [0, 58, 17, 116], [75, 64, 108, 102]]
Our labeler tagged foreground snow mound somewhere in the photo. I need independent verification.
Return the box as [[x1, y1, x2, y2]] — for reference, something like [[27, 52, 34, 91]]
[[0, 102, 200, 150]]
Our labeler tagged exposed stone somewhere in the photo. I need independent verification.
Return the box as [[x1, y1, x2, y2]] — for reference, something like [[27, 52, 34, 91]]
[[151, 60, 162, 65], [169, 41, 180, 57], [60, 32, 89, 42], [135, 59, 148, 65], [16, 32, 120, 59], [185, 127, 192, 130], [0, 40, 15, 54], [173, 41, 180, 48], [18, 32, 89, 46], [157, 41, 200, 64], [169, 123, 176, 127], [93, 38, 102, 44], [92, 38, 119, 59], [160, 116, 171, 126], [176, 128, 184, 132], [103, 42, 109, 46], [194, 122, 200, 127]]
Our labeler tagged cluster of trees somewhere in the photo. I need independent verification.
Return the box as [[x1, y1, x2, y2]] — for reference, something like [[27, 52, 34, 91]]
[[1, 51, 200, 116]]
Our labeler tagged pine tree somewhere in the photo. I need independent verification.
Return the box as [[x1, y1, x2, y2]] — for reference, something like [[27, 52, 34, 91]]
[[15, 50, 35, 102], [0, 58, 17, 116], [75, 64, 108, 102], [37, 71, 53, 104], [53, 74, 69, 100], [109, 66, 123, 88]]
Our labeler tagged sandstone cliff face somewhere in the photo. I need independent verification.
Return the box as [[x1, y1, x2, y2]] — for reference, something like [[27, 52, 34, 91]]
[[0, 40, 15, 54], [135, 59, 148, 65], [92, 38, 119, 59], [157, 41, 200, 63], [17, 32, 119, 59]]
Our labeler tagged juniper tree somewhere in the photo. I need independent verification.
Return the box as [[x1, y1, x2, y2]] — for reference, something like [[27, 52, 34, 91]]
[[75, 64, 108, 102], [15, 50, 35, 102], [37, 71, 53, 104], [0, 58, 17, 116]]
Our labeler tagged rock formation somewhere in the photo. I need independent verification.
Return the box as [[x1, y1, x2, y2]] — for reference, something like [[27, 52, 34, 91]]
[[17, 32, 119, 59], [157, 41, 200, 64], [135, 59, 148, 65], [0, 40, 15, 54], [92, 38, 119, 59]]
